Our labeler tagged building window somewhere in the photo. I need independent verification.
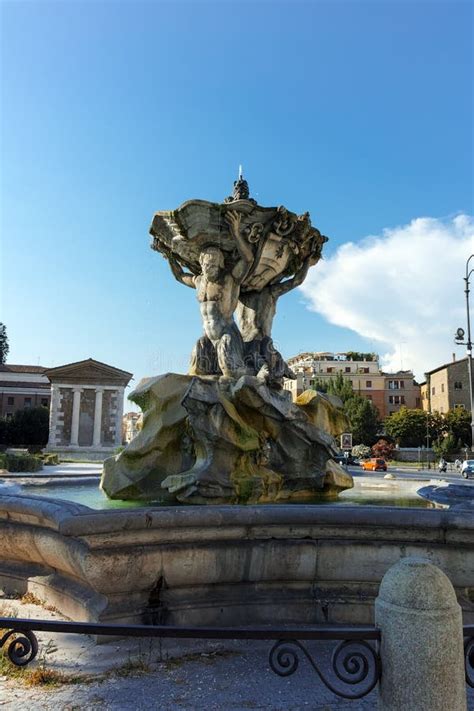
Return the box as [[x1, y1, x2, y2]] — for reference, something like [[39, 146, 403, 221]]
[[454, 381, 463, 390], [7, 396, 14, 406], [389, 395, 404, 405], [345, 367, 351, 373], [24, 397, 32, 408], [366, 380, 372, 388], [6, 413, 13, 419], [441, 384, 445, 393], [327, 367, 333, 373], [362, 367, 369, 373], [41, 398, 49, 407], [431, 387, 435, 395], [389, 380, 399, 390]]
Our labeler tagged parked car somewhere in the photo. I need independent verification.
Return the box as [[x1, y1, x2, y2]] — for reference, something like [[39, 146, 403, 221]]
[[333, 454, 360, 466], [361, 458, 387, 472], [461, 460, 474, 479]]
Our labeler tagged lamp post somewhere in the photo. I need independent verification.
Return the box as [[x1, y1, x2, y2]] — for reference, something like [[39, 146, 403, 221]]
[[454, 254, 474, 452], [425, 416, 431, 470]]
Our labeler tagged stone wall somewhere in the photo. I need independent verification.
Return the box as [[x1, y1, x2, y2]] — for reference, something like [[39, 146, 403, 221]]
[[0, 498, 472, 628], [392, 447, 436, 462]]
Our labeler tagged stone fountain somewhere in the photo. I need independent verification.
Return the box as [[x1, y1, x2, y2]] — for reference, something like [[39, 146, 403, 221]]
[[2, 179, 473, 630], [101, 177, 353, 504]]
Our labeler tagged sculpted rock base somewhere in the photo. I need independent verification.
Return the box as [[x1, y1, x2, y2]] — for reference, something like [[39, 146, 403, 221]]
[[101, 374, 353, 504]]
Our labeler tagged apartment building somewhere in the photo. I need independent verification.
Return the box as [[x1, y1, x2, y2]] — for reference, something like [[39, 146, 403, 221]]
[[122, 411, 142, 444], [421, 355, 473, 414], [0, 364, 51, 418], [284, 352, 420, 418]]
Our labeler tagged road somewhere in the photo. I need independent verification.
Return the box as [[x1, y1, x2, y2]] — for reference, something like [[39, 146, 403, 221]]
[[346, 464, 474, 488]]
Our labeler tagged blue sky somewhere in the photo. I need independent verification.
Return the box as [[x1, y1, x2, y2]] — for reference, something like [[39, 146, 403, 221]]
[[1, 0, 472, 398]]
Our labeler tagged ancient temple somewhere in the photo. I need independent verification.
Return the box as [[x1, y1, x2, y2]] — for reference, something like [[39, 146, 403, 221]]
[[45, 358, 132, 460]]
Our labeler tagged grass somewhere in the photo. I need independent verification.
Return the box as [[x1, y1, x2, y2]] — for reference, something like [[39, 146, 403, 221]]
[[114, 658, 151, 677], [160, 649, 237, 670], [0, 602, 86, 688], [20, 591, 59, 613], [0, 642, 90, 687], [388, 460, 432, 468]]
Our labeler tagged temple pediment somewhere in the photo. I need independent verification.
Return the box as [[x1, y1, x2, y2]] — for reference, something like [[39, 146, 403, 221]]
[[45, 358, 133, 386]]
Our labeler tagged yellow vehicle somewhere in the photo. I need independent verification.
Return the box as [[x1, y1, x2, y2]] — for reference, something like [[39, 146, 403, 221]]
[[361, 458, 387, 472]]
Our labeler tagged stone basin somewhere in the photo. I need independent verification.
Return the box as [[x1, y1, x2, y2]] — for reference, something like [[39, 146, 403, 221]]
[[0, 488, 472, 628]]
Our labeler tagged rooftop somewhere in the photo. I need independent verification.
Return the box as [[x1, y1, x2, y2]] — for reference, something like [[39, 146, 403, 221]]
[[0, 364, 48, 374]]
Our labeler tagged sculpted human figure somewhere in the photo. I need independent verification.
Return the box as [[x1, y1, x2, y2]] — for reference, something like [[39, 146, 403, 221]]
[[237, 250, 320, 383], [168, 210, 254, 378]]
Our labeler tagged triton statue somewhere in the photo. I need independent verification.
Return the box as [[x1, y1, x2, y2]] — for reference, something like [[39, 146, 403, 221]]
[[100, 176, 353, 505], [151, 175, 328, 387]]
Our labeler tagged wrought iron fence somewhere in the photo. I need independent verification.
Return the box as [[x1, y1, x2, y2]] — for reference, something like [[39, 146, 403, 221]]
[[0, 617, 380, 700], [1, 617, 473, 699], [465, 624, 474, 688]]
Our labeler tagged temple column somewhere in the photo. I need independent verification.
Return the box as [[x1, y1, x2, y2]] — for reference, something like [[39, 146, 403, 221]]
[[70, 387, 82, 446], [115, 387, 125, 446], [47, 384, 59, 447], [92, 388, 104, 446]]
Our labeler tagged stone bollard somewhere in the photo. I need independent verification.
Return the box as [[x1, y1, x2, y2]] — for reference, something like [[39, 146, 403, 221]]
[[375, 557, 466, 711]]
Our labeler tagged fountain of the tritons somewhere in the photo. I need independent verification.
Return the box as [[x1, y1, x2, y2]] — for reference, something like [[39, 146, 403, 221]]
[[0, 178, 472, 630]]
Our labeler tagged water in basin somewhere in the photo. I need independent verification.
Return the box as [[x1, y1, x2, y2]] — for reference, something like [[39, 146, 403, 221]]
[[14, 480, 431, 509]]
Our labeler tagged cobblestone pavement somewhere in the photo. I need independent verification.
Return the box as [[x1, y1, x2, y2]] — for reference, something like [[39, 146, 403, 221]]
[[0, 643, 378, 711], [1, 642, 473, 711]]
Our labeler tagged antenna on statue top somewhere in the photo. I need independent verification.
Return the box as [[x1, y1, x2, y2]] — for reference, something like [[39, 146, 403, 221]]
[[224, 166, 256, 204]]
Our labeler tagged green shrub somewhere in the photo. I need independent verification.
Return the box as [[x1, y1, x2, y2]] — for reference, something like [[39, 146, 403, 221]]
[[39, 453, 59, 466], [2, 453, 43, 472], [0, 407, 49, 447]]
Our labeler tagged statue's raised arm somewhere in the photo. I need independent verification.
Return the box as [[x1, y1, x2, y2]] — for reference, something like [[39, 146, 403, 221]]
[[225, 210, 254, 282], [168, 255, 196, 289]]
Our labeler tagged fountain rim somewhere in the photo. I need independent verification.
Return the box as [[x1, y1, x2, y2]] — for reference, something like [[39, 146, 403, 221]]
[[1, 491, 473, 536]]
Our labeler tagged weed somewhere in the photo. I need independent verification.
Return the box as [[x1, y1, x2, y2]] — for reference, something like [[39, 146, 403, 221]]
[[24, 667, 81, 687], [0, 601, 17, 620], [114, 657, 150, 677], [20, 591, 59, 613], [20, 592, 43, 606], [161, 649, 237, 670]]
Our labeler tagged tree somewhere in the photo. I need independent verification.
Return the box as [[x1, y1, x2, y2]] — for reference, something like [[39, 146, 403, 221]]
[[313, 372, 354, 403], [433, 433, 459, 458], [0, 323, 9, 365], [352, 444, 371, 459], [345, 351, 376, 362], [384, 407, 443, 447], [444, 408, 472, 448], [344, 396, 380, 445], [6, 407, 49, 446], [372, 439, 395, 460], [312, 373, 380, 445]]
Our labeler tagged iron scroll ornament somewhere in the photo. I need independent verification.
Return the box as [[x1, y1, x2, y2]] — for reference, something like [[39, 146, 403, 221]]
[[465, 634, 474, 687], [0, 628, 39, 666], [269, 638, 381, 700]]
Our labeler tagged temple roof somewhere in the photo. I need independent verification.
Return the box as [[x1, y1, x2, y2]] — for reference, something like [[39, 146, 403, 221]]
[[45, 358, 133, 386]]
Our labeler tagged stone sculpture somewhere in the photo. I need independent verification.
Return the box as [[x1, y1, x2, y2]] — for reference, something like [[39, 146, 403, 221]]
[[101, 176, 353, 504]]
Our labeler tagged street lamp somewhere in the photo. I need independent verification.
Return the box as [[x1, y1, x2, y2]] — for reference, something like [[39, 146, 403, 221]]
[[454, 254, 474, 452]]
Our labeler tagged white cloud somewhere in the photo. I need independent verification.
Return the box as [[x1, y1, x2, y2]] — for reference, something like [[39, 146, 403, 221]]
[[300, 215, 474, 381]]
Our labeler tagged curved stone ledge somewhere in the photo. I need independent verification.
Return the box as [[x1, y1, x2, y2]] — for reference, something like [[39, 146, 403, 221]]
[[0, 494, 473, 626]]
